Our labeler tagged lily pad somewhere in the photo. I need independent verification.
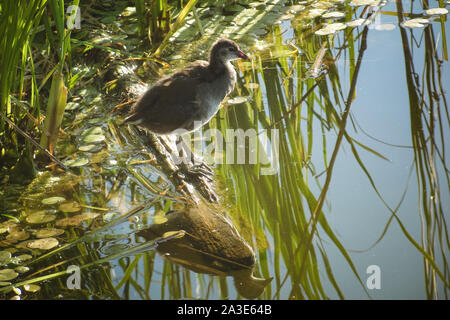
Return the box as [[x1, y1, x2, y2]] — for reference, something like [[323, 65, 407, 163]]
[[35, 227, 65, 238], [41, 196, 66, 205], [79, 144, 98, 152], [350, 0, 381, 6], [64, 158, 89, 167], [6, 230, 29, 241], [81, 126, 103, 137], [82, 134, 105, 144], [322, 11, 345, 18], [26, 211, 57, 224], [401, 19, 429, 28], [65, 101, 81, 111], [0, 251, 12, 265], [308, 8, 325, 18], [0, 221, 18, 234], [15, 266, 30, 274], [407, 18, 430, 24], [315, 23, 347, 35], [23, 284, 41, 293], [16, 254, 33, 261], [290, 5, 306, 12], [425, 8, 448, 16], [27, 237, 59, 250], [0, 269, 19, 281], [59, 201, 82, 213], [15, 240, 34, 250]]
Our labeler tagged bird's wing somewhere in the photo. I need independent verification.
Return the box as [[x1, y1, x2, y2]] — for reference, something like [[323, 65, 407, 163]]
[[128, 65, 211, 133]]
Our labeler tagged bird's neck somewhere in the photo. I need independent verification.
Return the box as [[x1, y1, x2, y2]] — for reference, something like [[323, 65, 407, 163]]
[[208, 58, 232, 75]]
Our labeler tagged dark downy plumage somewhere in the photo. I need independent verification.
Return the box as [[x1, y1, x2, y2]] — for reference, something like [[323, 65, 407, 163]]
[[124, 39, 249, 134]]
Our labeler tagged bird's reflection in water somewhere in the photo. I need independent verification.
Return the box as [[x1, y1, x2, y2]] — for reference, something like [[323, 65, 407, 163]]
[[138, 202, 272, 299]]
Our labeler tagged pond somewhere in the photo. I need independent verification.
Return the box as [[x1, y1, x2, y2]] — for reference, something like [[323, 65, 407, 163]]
[[0, 0, 448, 300]]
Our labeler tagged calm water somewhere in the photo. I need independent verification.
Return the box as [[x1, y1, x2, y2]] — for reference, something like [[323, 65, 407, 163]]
[[0, 0, 448, 300]]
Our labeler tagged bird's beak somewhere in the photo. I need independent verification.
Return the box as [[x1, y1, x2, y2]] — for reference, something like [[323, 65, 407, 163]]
[[237, 50, 250, 60]]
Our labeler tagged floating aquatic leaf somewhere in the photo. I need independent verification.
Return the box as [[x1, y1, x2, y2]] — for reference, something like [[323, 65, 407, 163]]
[[0, 269, 19, 281], [59, 201, 82, 213], [425, 8, 448, 15], [82, 134, 105, 144], [64, 157, 89, 167], [312, 1, 334, 9], [375, 24, 396, 30], [323, 11, 345, 18], [10, 295, 21, 300], [23, 284, 41, 293], [315, 23, 347, 35], [153, 215, 168, 224], [0, 221, 18, 233], [308, 8, 325, 18], [79, 144, 97, 152], [0, 251, 11, 265], [0, 281, 11, 286], [81, 127, 103, 137], [15, 266, 29, 274], [15, 240, 34, 250], [65, 101, 81, 111], [41, 196, 66, 205], [9, 256, 23, 264], [350, 0, 381, 6], [289, 5, 305, 13], [27, 237, 59, 250], [16, 254, 32, 261], [401, 19, 428, 28], [26, 211, 56, 224], [35, 228, 65, 238], [6, 230, 29, 241], [12, 286, 21, 295], [408, 18, 430, 24]]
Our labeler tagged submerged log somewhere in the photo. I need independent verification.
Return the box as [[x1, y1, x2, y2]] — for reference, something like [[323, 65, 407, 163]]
[[137, 201, 272, 299]]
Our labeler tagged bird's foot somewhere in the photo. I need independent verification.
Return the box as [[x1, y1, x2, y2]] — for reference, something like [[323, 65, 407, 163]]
[[174, 162, 214, 182]]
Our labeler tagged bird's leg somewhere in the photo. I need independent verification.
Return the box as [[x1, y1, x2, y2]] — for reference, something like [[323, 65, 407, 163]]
[[174, 135, 213, 180]]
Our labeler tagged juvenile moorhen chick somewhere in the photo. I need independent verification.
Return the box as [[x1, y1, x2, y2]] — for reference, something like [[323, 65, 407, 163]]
[[124, 39, 249, 134]]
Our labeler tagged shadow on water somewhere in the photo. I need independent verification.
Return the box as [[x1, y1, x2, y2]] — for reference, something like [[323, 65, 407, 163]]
[[0, 0, 448, 300]]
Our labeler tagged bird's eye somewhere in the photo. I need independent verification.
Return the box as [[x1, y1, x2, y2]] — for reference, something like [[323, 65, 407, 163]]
[[228, 47, 235, 52]]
